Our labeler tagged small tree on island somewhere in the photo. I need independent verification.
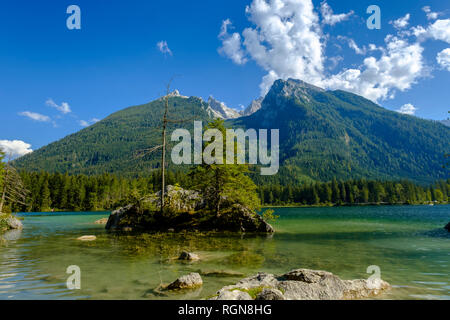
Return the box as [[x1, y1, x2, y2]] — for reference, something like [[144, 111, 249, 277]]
[[189, 119, 260, 217]]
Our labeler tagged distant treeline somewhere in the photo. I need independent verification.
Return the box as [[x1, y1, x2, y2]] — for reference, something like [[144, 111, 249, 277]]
[[5, 171, 450, 213], [258, 179, 449, 206]]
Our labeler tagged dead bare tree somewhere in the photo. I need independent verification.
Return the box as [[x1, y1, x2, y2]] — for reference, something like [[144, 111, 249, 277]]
[[135, 78, 197, 214], [0, 156, 29, 213]]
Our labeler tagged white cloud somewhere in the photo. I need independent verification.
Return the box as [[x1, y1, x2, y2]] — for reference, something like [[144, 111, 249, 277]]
[[422, 6, 440, 21], [323, 36, 424, 102], [19, 111, 51, 122], [219, 19, 232, 38], [157, 41, 172, 56], [0, 140, 33, 159], [413, 19, 450, 44], [320, 1, 353, 26], [46, 98, 71, 114], [79, 118, 100, 127], [328, 55, 343, 70], [222, 0, 324, 95], [218, 20, 248, 65], [391, 14, 410, 29], [437, 48, 450, 71], [396, 103, 418, 115], [79, 120, 89, 127], [219, 0, 426, 102], [338, 36, 366, 55]]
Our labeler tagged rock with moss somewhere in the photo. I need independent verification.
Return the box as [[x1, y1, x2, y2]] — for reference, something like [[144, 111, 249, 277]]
[[216, 290, 252, 300], [105, 204, 134, 231], [0, 214, 23, 232], [210, 269, 390, 300], [256, 288, 285, 300], [167, 273, 203, 290]]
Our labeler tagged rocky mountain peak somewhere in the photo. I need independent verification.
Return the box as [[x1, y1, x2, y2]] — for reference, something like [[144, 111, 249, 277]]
[[207, 96, 241, 119], [240, 97, 263, 116], [271, 78, 325, 96], [167, 89, 188, 99]]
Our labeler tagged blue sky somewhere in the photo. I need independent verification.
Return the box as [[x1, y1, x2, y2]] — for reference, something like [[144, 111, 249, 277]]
[[0, 0, 449, 157]]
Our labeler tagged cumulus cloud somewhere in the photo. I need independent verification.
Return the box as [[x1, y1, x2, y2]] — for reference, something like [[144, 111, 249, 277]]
[[422, 6, 440, 21], [323, 36, 424, 102], [218, 0, 325, 95], [46, 98, 71, 114], [320, 1, 353, 26], [218, 19, 248, 65], [218, 0, 427, 102], [0, 140, 33, 159], [437, 48, 450, 71], [391, 14, 410, 29], [79, 118, 100, 127], [157, 41, 172, 56], [413, 19, 450, 44], [396, 103, 418, 115], [19, 111, 51, 122]]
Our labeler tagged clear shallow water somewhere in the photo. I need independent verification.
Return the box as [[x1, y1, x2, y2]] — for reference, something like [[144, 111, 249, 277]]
[[0, 206, 449, 300]]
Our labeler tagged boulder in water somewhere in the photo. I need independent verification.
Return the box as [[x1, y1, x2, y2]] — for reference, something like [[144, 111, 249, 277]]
[[210, 269, 390, 300], [178, 251, 200, 261], [167, 273, 203, 290], [6, 216, 23, 230]]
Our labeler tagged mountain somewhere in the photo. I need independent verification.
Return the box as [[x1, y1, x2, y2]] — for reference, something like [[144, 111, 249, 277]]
[[233, 79, 450, 184], [240, 97, 263, 116], [207, 96, 241, 119], [441, 119, 450, 127], [13, 79, 450, 184], [14, 93, 214, 176]]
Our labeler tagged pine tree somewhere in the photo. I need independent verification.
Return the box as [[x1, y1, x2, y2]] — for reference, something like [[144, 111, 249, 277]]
[[40, 179, 51, 211], [189, 119, 260, 216]]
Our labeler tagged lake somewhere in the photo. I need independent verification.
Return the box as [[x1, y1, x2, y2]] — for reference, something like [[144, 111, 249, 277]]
[[0, 205, 449, 300]]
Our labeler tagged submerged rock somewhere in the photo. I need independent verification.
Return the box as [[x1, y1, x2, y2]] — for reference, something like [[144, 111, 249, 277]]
[[77, 235, 97, 241], [1, 229, 22, 241], [94, 218, 108, 225], [210, 269, 390, 300], [445, 222, 449, 232], [178, 251, 200, 261], [167, 273, 203, 290], [199, 270, 245, 277]]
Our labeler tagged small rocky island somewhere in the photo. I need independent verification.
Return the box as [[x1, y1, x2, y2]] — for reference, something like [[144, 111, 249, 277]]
[[105, 185, 274, 233]]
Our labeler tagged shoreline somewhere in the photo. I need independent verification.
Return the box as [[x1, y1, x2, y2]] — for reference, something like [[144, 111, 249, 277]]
[[262, 202, 447, 209], [11, 202, 449, 215]]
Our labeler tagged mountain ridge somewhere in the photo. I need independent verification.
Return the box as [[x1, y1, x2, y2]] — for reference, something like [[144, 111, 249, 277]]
[[13, 79, 450, 184]]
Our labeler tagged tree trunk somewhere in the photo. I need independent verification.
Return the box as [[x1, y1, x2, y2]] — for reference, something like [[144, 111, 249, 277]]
[[160, 94, 168, 215], [0, 165, 9, 213], [215, 170, 221, 217]]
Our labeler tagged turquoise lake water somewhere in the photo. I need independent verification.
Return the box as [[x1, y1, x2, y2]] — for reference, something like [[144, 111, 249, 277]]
[[0, 205, 449, 300]]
